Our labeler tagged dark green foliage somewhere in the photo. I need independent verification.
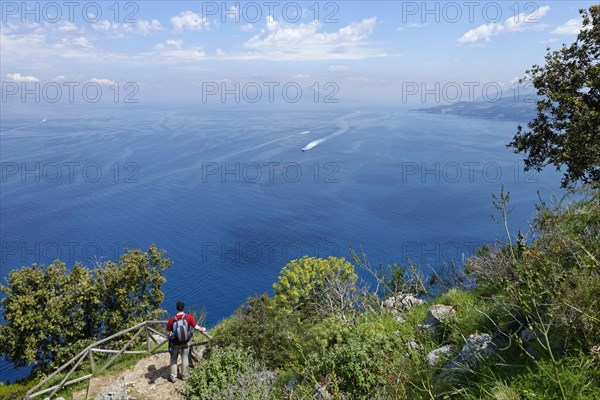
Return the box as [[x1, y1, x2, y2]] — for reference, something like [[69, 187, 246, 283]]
[[0, 245, 171, 373], [0, 262, 98, 371], [302, 329, 401, 398], [181, 346, 276, 400], [210, 294, 297, 369], [95, 246, 172, 337], [509, 6, 600, 187]]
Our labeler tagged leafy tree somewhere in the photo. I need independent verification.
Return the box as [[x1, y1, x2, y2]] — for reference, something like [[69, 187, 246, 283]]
[[95, 246, 171, 336], [509, 6, 600, 187], [0, 262, 98, 371], [0, 245, 171, 373]]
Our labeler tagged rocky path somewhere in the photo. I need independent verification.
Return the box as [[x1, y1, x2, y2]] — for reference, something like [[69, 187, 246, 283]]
[[72, 352, 186, 400]]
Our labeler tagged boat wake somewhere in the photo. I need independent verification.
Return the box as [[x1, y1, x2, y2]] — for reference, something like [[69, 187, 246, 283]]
[[302, 139, 324, 151], [1, 119, 47, 134], [300, 112, 357, 151]]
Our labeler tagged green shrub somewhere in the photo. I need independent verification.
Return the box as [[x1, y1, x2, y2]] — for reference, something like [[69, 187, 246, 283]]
[[272, 256, 358, 319], [0, 380, 34, 400], [434, 288, 507, 345], [181, 346, 276, 400], [299, 323, 408, 398], [210, 294, 297, 369], [456, 353, 600, 400], [507, 187, 600, 353], [465, 186, 600, 355]]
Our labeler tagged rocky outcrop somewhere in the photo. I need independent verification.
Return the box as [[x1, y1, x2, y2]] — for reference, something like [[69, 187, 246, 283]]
[[424, 345, 454, 366], [382, 294, 426, 311], [422, 305, 456, 330], [382, 293, 426, 323], [444, 333, 495, 372]]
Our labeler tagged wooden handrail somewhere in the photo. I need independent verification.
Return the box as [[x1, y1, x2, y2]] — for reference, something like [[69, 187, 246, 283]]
[[25, 319, 210, 400]]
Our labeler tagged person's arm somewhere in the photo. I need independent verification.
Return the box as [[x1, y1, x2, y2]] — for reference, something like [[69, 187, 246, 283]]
[[187, 314, 206, 333]]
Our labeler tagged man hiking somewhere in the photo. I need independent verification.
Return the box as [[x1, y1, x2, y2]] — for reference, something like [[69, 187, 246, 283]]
[[166, 301, 207, 382]]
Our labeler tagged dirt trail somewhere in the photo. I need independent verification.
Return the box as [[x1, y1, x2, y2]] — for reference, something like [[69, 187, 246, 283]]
[[72, 352, 188, 400]]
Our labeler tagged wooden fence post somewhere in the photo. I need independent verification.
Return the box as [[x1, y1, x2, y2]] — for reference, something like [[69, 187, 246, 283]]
[[89, 350, 95, 373]]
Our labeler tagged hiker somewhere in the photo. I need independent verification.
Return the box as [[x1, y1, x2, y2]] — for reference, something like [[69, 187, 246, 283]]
[[166, 301, 206, 382]]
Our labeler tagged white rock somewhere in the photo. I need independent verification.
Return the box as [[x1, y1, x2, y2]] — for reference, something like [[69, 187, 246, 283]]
[[424, 345, 454, 366], [407, 341, 420, 350], [383, 294, 425, 311], [423, 305, 455, 329], [445, 333, 495, 371]]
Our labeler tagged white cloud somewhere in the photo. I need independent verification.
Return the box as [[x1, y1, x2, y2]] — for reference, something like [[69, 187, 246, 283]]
[[0, 22, 101, 65], [6, 73, 39, 82], [150, 47, 207, 62], [154, 39, 184, 50], [73, 36, 93, 48], [58, 22, 78, 32], [92, 19, 163, 37], [459, 23, 499, 43], [397, 22, 429, 31], [166, 39, 183, 48], [292, 74, 311, 80], [171, 11, 209, 32], [89, 78, 115, 85], [329, 65, 350, 72], [551, 18, 582, 35], [242, 16, 387, 60], [136, 19, 163, 35], [459, 5, 550, 43], [241, 23, 254, 32], [347, 76, 386, 84]]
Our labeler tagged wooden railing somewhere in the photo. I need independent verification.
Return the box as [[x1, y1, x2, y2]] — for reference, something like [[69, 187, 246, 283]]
[[25, 320, 212, 400]]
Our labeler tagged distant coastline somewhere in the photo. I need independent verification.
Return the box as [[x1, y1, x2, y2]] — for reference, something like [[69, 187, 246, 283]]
[[412, 95, 538, 122]]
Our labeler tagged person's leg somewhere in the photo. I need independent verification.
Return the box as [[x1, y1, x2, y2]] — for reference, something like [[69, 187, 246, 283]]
[[180, 343, 190, 380], [169, 344, 180, 381]]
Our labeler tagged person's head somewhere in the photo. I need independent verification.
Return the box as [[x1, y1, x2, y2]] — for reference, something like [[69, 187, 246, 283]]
[[176, 301, 185, 312]]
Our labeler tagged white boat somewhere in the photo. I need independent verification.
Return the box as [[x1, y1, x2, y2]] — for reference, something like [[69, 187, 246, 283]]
[[302, 139, 324, 151]]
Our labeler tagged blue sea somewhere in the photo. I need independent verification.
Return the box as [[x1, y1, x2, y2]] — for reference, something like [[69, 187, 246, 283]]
[[0, 103, 562, 381]]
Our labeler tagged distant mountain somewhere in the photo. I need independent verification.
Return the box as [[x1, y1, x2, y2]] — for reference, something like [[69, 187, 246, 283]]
[[413, 95, 539, 122]]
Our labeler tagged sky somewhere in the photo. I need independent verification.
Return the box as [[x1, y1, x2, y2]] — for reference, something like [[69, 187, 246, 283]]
[[1, 1, 597, 105]]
